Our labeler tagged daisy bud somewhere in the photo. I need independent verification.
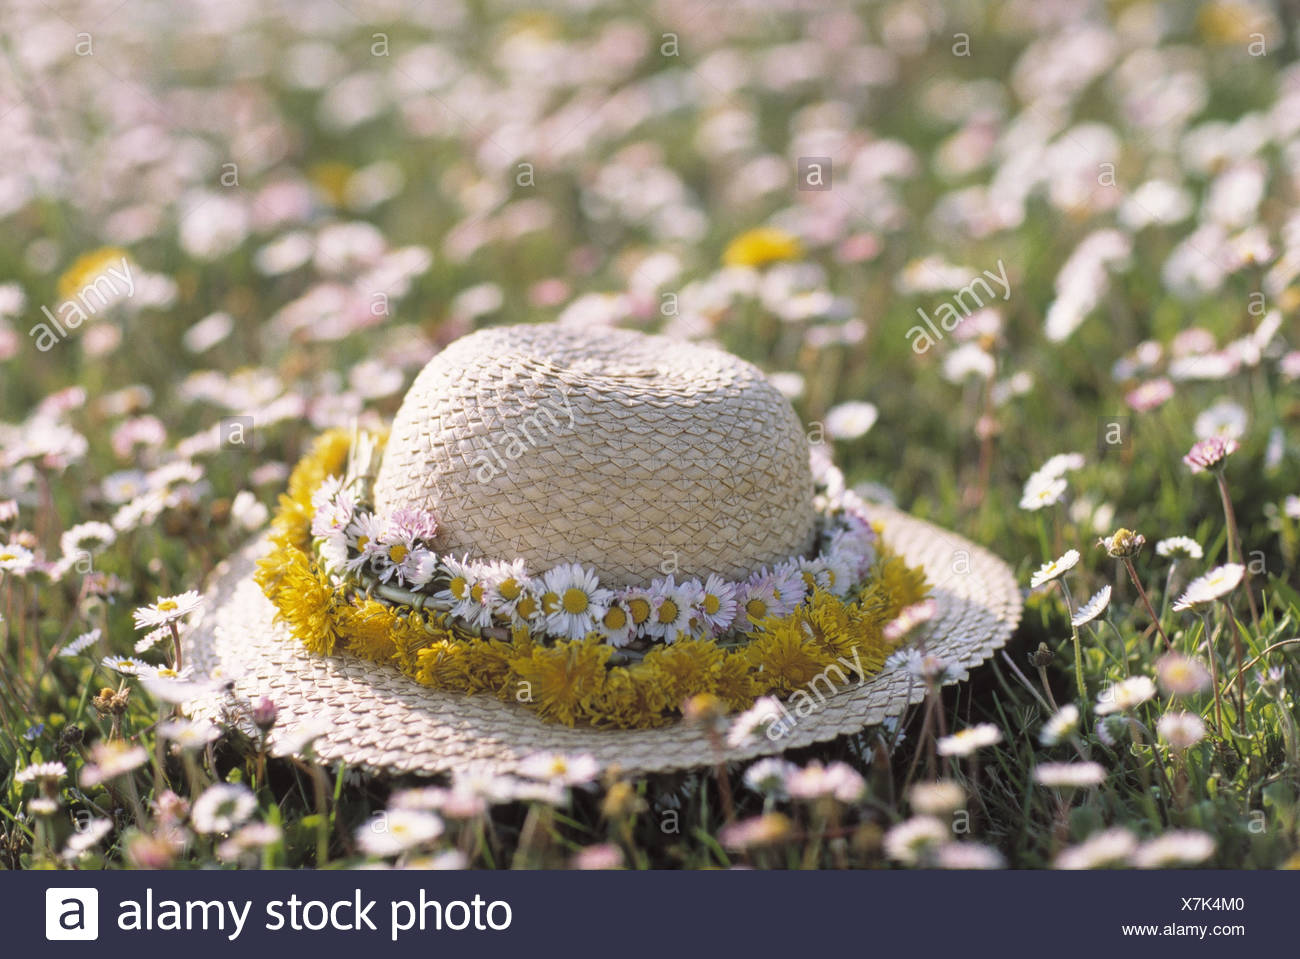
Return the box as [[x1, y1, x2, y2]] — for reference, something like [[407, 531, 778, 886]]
[[1029, 642, 1054, 668], [1099, 527, 1146, 558], [251, 696, 279, 732]]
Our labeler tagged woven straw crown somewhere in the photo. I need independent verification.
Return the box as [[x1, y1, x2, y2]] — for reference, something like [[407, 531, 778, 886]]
[[373, 323, 816, 587]]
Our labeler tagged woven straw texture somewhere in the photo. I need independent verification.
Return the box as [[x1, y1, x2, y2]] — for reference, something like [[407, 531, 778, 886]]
[[183, 504, 1021, 777], [373, 324, 816, 587]]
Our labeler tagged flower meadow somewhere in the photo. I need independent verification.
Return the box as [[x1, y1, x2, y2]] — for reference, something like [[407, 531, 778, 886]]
[[2, 0, 1300, 871]]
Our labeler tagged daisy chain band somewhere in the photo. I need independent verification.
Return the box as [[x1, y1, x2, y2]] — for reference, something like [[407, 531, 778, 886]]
[[255, 430, 931, 729]]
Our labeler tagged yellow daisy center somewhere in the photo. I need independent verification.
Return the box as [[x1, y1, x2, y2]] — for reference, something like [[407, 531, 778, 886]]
[[356, 535, 370, 551], [627, 597, 651, 624], [562, 587, 590, 614], [470, 582, 485, 603], [449, 575, 469, 600], [703, 594, 720, 615], [603, 606, 627, 629], [801, 571, 816, 589], [388, 544, 408, 563], [657, 599, 679, 624], [499, 579, 521, 601], [516, 595, 537, 618], [157, 600, 178, 612], [541, 590, 560, 614], [745, 597, 768, 620]]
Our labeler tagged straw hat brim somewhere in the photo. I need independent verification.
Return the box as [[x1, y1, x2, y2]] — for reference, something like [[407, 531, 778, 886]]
[[183, 503, 1021, 776]]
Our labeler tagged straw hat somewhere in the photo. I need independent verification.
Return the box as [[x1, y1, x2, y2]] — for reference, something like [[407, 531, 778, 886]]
[[184, 324, 1021, 776]]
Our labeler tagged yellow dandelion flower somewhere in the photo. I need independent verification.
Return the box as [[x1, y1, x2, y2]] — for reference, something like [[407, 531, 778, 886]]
[[713, 651, 758, 711], [722, 227, 803, 269], [743, 620, 835, 696], [463, 638, 516, 696], [590, 666, 672, 729], [509, 639, 611, 726], [337, 598, 400, 662], [57, 247, 131, 302], [415, 640, 473, 691], [271, 550, 344, 656], [390, 610, 450, 672], [866, 547, 930, 619], [640, 639, 723, 709]]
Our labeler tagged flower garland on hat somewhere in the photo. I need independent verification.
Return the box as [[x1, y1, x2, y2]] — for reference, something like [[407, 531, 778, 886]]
[[256, 429, 931, 729]]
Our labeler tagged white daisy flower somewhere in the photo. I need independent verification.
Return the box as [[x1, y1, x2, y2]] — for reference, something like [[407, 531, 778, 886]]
[[1040, 704, 1080, 746], [449, 562, 496, 629], [102, 654, 152, 676], [482, 559, 532, 618], [1054, 828, 1138, 869], [1019, 474, 1067, 511], [797, 555, 854, 599], [1033, 762, 1107, 788], [742, 757, 799, 797], [937, 723, 1002, 756], [14, 760, 67, 785], [824, 400, 878, 440], [1172, 563, 1244, 610], [140, 672, 217, 705], [1036, 452, 1086, 480], [934, 843, 1005, 870], [357, 809, 445, 857], [134, 626, 170, 654], [79, 742, 149, 786], [694, 574, 738, 634], [518, 751, 600, 786], [597, 597, 638, 647], [1157, 711, 1207, 750], [60, 628, 101, 657], [59, 521, 116, 558], [435, 554, 483, 610], [645, 577, 702, 644], [908, 780, 966, 816], [883, 816, 949, 865], [344, 511, 385, 573], [785, 761, 865, 803], [1030, 549, 1080, 588], [1194, 398, 1248, 442], [62, 818, 113, 858], [0, 542, 36, 574], [191, 783, 257, 835], [890, 648, 960, 684], [158, 718, 222, 751], [736, 570, 780, 628], [132, 590, 201, 630], [1071, 585, 1111, 627], [404, 547, 440, 589], [369, 514, 433, 588], [542, 563, 611, 640], [1155, 536, 1203, 560], [1096, 675, 1157, 715], [1132, 830, 1215, 868], [768, 561, 808, 615], [618, 588, 656, 637], [827, 522, 876, 580], [319, 533, 349, 575]]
